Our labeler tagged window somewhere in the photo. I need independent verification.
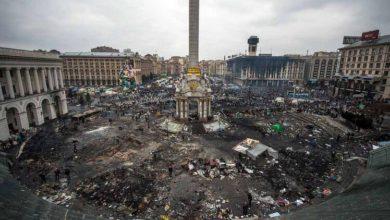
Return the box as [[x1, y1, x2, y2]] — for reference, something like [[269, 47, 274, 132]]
[[375, 71, 380, 75], [376, 63, 381, 68], [385, 71, 389, 76], [364, 56, 368, 61], [370, 63, 374, 68]]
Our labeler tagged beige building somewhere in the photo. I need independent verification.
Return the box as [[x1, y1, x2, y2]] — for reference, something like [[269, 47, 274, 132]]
[[308, 52, 339, 81], [333, 34, 390, 100], [0, 47, 68, 141], [199, 60, 227, 76], [61, 52, 142, 86], [163, 56, 187, 75]]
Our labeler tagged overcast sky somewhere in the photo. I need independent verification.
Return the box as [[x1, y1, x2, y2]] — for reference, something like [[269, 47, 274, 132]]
[[0, 0, 389, 60]]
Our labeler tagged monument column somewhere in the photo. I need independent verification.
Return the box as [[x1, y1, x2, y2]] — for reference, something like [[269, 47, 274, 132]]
[[189, 0, 199, 67]]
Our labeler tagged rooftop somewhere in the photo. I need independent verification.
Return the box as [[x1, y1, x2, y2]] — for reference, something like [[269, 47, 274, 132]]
[[0, 47, 61, 60], [61, 51, 135, 58], [340, 34, 390, 50]]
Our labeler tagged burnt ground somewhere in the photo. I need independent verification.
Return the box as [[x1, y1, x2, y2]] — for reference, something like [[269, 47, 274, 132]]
[[10, 105, 371, 219]]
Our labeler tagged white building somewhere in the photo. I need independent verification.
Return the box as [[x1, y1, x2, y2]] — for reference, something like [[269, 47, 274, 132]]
[[0, 47, 68, 141]]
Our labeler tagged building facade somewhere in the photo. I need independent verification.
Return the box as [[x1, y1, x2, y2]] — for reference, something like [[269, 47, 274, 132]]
[[227, 54, 309, 87], [61, 52, 142, 86], [308, 51, 339, 81], [0, 47, 68, 141], [332, 34, 390, 100], [163, 56, 187, 75], [199, 60, 227, 76]]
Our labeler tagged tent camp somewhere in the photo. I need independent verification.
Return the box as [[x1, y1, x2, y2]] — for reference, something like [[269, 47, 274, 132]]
[[159, 119, 187, 133], [233, 138, 278, 160]]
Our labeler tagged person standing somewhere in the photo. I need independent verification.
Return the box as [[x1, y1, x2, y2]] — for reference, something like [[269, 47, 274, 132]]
[[247, 191, 253, 207], [168, 164, 174, 177], [54, 168, 60, 182]]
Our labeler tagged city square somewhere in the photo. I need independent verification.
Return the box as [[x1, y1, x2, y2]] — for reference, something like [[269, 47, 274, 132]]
[[1, 0, 390, 219]]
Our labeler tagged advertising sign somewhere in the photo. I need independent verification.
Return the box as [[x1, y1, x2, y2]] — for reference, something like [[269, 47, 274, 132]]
[[361, 30, 379, 41], [343, 36, 361, 45]]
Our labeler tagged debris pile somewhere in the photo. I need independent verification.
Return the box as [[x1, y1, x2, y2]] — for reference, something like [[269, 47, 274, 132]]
[[76, 168, 156, 216]]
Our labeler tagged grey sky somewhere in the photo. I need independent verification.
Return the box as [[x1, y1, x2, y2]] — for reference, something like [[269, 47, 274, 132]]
[[0, 0, 389, 60]]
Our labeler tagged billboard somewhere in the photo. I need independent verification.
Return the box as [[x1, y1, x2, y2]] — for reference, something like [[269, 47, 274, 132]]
[[343, 36, 361, 45], [361, 30, 379, 41]]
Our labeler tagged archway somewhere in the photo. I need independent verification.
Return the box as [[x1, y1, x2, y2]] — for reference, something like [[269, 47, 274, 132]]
[[26, 102, 38, 126], [41, 99, 52, 122], [188, 99, 199, 120], [6, 107, 21, 133]]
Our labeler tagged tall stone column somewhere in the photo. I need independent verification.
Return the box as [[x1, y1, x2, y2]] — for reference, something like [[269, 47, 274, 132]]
[[33, 68, 41, 93], [58, 68, 64, 88], [41, 68, 48, 92], [176, 100, 179, 117], [47, 68, 54, 91], [198, 99, 203, 119], [208, 99, 211, 117], [185, 100, 189, 119], [181, 100, 186, 119], [25, 68, 33, 95], [203, 100, 207, 119], [189, 0, 199, 67], [16, 67, 25, 97], [53, 68, 59, 89], [5, 68, 15, 98], [0, 82, 4, 101]]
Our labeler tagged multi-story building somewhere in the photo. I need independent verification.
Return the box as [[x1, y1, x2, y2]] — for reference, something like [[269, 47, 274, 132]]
[[0, 47, 68, 141], [227, 37, 309, 87], [164, 56, 187, 75], [332, 32, 390, 100], [199, 60, 227, 76], [61, 52, 142, 86], [227, 54, 309, 87], [307, 51, 339, 81]]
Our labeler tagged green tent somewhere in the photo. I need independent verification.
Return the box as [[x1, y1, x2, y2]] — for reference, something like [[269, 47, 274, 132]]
[[272, 123, 284, 133], [358, 103, 365, 110]]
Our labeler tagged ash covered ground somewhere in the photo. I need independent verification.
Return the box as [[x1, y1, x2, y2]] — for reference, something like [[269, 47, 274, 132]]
[[10, 79, 380, 219]]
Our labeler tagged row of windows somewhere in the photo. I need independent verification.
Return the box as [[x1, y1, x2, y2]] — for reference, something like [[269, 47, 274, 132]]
[[343, 62, 390, 69], [345, 70, 383, 75], [344, 55, 387, 62], [343, 46, 390, 56]]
